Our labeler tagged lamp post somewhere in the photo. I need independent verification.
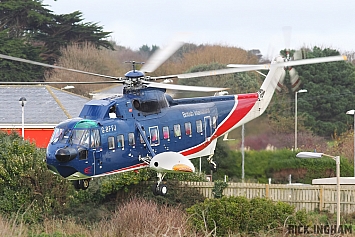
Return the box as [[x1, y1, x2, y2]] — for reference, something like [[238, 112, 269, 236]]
[[295, 89, 307, 150], [18, 97, 27, 139], [242, 123, 245, 183], [296, 152, 340, 232], [346, 109, 355, 177]]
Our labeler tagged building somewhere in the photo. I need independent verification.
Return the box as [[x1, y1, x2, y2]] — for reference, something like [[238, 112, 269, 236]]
[[0, 85, 89, 148]]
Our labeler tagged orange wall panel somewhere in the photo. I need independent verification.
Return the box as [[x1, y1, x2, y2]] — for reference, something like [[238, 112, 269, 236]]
[[2, 128, 54, 148]]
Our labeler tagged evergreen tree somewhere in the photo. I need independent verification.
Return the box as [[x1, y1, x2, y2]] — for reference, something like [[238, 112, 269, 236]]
[[267, 47, 355, 138], [0, 30, 45, 81], [296, 47, 355, 137], [0, 0, 114, 81]]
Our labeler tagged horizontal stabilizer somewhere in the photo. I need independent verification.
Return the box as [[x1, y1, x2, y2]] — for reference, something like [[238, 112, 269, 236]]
[[150, 152, 195, 173]]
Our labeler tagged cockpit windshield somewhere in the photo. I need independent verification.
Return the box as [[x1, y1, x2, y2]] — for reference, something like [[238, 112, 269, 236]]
[[50, 120, 100, 147], [50, 128, 71, 144], [71, 129, 91, 146]]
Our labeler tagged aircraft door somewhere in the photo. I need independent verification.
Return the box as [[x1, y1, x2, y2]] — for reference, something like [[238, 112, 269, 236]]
[[91, 129, 102, 175], [204, 116, 212, 140]]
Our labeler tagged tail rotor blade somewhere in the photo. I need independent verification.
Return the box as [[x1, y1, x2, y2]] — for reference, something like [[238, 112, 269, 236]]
[[293, 49, 307, 60], [282, 26, 292, 51], [289, 68, 301, 91], [276, 70, 286, 92]]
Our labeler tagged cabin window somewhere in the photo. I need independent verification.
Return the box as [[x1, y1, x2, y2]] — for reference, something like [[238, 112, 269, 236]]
[[109, 105, 117, 118], [162, 126, 170, 139], [117, 134, 124, 148], [108, 136, 115, 149], [128, 133, 135, 146], [91, 129, 101, 148], [196, 120, 203, 133], [140, 131, 146, 144], [174, 124, 181, 137], [185, 122, 192, 135], [150, 126, 159, 145], [212, 116, 217, 129]]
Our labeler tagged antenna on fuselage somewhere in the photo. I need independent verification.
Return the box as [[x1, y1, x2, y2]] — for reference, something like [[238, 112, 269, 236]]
[[125, 61, 145, 72]]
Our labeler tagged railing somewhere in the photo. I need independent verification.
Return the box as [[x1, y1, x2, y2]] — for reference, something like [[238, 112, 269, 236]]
[[179, 182, 355, 214]]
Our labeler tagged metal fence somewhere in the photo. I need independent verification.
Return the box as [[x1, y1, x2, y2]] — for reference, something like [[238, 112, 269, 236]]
[[179, 182, 355, 214]]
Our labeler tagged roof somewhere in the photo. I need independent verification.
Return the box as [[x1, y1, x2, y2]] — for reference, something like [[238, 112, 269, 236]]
[[0, 85, 90, 127], [312, 177, 355, 185], [91, 85, 123, 99]]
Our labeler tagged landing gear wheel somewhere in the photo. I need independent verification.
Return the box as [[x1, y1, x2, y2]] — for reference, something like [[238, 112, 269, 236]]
[[151, 184, 168, 196], [80, 179, 90, 190], [158, 184, 168, 196], [73, 180, 80, 190]]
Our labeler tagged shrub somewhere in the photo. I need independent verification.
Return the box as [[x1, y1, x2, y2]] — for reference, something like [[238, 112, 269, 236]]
[[186, 196, 297, 236], [0, 131, 72, 222], [102, 198, 195, 237], [212, 180, 228, 198]]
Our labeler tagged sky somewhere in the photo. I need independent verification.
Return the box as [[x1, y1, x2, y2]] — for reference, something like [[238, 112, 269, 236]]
[[42, 0, 355, 59]]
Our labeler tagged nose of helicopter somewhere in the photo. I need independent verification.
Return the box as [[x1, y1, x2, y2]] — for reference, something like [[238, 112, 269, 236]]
[[55, 147, 78, 162]]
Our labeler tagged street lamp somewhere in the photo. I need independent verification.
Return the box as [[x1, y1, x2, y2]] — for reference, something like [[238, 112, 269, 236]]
[[296, 152, 340, 232], [18, 97, 27, 139], [295, 89, 307, 150], [346, 109, 355, 177]]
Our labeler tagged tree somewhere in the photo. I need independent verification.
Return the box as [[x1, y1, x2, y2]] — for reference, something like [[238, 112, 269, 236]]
[[0, 0, 52, 38], [138, 44, 159, 58], [266, 47, 355, 138], [296, 47, 355, 137], [0, 30, 45, 81], [0, 0, 114, 81], [34, 11, 114, 63]]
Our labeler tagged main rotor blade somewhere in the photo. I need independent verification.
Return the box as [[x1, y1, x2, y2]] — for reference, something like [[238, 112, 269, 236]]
[[152, 65, 270, 80], [151, 55, 346, 81], [279, 55, 347, 67], [0, 81, 122, 85], [0, 54, 120, 80], [144, 81, 228, 92], [140, 34, 186, 73], [227, 55, 347, 69]]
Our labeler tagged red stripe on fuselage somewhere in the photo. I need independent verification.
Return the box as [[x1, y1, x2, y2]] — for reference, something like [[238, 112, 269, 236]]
[[98, 163, 148, 177], [181, 93, 259, 156]]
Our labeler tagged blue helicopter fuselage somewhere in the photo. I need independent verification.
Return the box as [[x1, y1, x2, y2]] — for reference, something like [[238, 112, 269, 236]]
[[46, 87, 259, 180]]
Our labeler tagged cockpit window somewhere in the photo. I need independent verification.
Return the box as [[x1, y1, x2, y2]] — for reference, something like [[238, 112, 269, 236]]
[[50, 128, 71, 144], [71, 129, 91, 147]]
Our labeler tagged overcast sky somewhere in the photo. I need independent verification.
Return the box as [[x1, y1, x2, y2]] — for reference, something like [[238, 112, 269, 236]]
[[43, 0, 355, 59]]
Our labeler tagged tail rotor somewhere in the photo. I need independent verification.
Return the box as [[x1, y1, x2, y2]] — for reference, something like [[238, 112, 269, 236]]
[[277, 27, 305, 92]]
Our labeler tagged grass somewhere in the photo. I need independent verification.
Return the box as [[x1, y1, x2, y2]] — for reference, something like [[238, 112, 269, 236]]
[[2, 198, 201, 237], [3, 197, 355, 236]]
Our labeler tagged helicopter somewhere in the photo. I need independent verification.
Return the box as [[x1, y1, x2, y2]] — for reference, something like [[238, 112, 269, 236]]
[[0, 41, 346, 195]]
